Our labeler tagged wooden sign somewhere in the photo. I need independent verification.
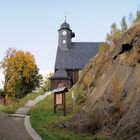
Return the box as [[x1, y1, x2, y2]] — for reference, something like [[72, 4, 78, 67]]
[[56, 93, 62, 104], [52, 87, 68, 115]]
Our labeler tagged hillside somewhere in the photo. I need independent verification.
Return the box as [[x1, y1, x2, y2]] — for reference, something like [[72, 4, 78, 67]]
[[68, 23, 140, 140]]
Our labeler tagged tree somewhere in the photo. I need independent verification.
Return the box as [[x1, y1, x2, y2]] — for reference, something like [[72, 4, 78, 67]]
[[40, 73, 53, 92], [121, 16, 128, 33], [135, 6, 140, 23], [111, 23, 118, 35], [128, 12, 135, 26], [0, 48, 42, 98], [106, 23, 121, 44], [105, 5, 140, 46]]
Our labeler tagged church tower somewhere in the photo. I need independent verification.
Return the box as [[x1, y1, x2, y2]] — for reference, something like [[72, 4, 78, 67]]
[[58, 20, 75, 50], [50, 20, 101, 90]]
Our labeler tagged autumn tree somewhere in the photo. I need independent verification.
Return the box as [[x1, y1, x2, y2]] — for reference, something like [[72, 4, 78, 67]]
[[0, 48, 42, 98]]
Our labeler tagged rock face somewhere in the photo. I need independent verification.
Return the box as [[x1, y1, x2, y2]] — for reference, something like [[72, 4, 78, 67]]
[[70, 23, 140, 140]]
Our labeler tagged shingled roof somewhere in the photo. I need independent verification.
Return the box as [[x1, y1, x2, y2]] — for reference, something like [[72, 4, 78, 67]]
[[55, 42, 101, 70], [50, 69, 69, 79]]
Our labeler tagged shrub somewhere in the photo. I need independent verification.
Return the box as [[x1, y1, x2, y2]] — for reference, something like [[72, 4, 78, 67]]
[[41, 76, 51, 92], [74, 87, 86, 105], [99, 43, 110, 54]]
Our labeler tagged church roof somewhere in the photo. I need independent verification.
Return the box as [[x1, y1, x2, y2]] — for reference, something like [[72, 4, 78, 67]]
[[55, 42, 101, 70], [51, 69, 69, 79], [60, 21, 70, 29]]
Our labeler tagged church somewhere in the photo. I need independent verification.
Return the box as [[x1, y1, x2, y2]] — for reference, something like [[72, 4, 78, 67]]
[[50, 21, 102, 89]]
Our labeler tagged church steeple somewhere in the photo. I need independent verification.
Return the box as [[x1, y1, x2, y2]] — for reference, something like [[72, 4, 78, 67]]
[[65, 16, 67, 22], [58, 20, 75, 50]]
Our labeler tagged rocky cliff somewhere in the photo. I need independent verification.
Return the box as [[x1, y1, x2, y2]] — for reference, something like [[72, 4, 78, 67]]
[[69, 23, 140, 140]]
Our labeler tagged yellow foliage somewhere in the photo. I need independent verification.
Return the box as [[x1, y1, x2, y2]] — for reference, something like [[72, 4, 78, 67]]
[[0, 48, 37, 96]]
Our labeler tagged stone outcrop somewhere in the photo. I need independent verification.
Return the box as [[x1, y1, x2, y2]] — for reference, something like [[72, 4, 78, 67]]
[[69, 23, 140, 140]]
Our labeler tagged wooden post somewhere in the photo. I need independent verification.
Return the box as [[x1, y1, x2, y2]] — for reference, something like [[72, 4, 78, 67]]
[[62, 92, 66, 115], [52, 87, 68, 116], [54, 93, 56, 113]]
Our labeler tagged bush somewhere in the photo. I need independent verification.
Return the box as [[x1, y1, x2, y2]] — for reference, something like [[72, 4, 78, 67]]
[[74, 87, 86, 105], [41, 78, 51, 92], [99, 43, 110, 54]]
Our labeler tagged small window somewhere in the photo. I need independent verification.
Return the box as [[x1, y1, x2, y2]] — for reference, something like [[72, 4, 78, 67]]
[[63, 40, 66, 44]]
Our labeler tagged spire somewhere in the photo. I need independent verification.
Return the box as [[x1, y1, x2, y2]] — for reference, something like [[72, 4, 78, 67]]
[[65, 16, 67, 23], [60, 17, 70, 29]]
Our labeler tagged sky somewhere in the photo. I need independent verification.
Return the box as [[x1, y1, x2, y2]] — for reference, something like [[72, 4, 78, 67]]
[[0, 0, 140, 87]]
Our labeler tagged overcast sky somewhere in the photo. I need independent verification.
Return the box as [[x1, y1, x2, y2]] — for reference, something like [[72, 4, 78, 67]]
[[0, 0, 140, 87]]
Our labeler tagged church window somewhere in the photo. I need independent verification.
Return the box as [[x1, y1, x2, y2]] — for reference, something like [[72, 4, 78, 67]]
[[63, 40, 66, 44]]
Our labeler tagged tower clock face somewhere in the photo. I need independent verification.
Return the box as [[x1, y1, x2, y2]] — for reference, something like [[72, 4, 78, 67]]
[[62, 30, 67, 35]]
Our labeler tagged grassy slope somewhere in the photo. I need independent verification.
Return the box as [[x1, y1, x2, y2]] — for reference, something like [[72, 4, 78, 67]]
[[0, 91, 43, 113], [30, 92, 94, 140], [30, 91, 111, 140]]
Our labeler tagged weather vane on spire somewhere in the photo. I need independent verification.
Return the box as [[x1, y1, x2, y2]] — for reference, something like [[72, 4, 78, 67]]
[[65, 16, 67, 22]]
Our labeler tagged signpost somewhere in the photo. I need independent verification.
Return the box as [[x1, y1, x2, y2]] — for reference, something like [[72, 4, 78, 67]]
[[52, 87, 68, 115]]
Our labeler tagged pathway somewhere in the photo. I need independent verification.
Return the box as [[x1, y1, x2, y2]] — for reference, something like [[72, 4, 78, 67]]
[[0, 112, 32, 140], [1, 91, 51, 140], [15, 92, 51, 115]]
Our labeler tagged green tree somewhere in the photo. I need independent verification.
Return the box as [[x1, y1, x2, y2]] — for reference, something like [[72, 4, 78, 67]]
[[106, 23, 121, 44], [128, 12, 135, 26], [121, 16, 128, 33], [135, 6, 140, 23], [41, 73, 53, 92], [0, 48, 42, 98]]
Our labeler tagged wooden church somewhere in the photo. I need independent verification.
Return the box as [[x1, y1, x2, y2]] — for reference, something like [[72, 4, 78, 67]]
[[50, 21, 102, 89]]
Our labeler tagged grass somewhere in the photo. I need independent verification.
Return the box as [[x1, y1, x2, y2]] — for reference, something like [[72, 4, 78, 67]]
[[30, 90, 111, 140], [0, 91, 43, 113]]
